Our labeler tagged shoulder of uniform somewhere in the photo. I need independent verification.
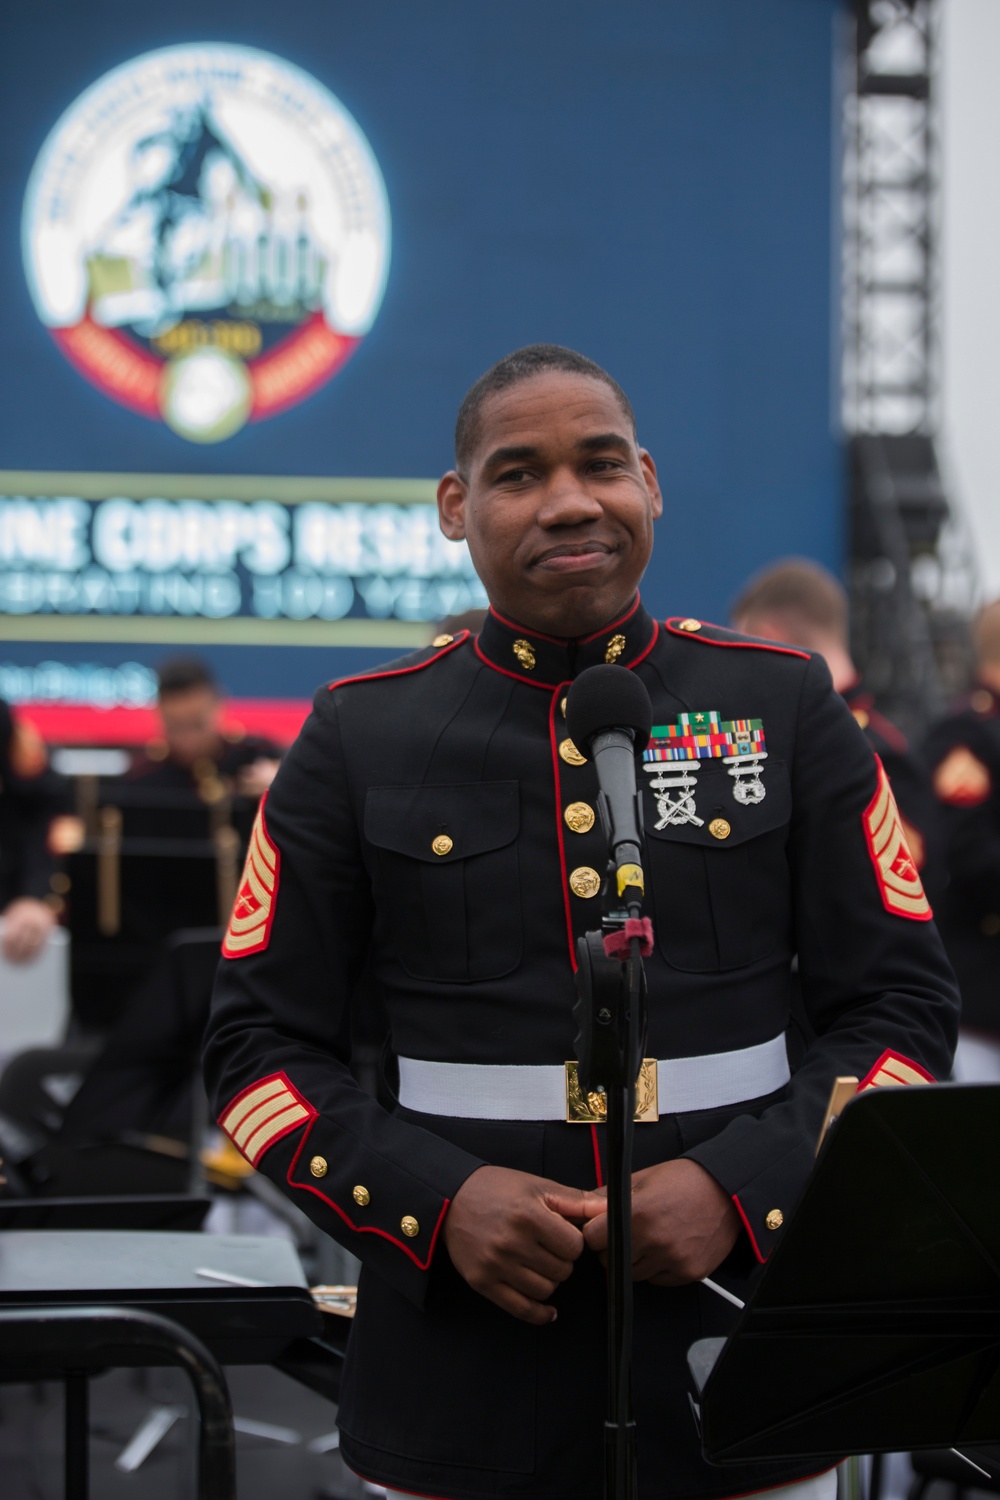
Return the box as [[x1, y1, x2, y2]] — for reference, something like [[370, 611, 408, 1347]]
[[325, 630, 472, 693], [662, 617, 813, 660]]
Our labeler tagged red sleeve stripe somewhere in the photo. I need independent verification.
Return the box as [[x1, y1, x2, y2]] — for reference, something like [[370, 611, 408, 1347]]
[[857, 1048, 935, 1093], [219, 1071, 317, 1167], [731, 1193, 766, 1265]]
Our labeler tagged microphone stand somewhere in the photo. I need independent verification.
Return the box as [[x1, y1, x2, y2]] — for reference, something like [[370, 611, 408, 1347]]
[[575, 882, 647, 1500]]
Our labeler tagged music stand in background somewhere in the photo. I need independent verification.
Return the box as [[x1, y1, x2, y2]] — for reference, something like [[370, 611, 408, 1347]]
[[690, 1084, 1000, 1467]]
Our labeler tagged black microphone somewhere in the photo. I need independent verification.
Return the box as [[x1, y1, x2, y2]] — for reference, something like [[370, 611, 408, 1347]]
[[565, 665, 653, 906]]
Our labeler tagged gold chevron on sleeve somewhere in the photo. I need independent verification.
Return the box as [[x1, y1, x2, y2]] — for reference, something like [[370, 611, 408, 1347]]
[[863, 760, 931, 921], [219, 1072, 314, 1166], [222, 796, 280, 957]]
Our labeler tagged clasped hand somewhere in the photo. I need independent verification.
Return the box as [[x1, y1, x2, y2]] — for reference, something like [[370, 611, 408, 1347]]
[[443, 1159, 740, 1326]]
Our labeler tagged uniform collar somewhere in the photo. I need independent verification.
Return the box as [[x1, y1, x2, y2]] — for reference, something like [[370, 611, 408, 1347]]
[[475, 596, 657, 688]]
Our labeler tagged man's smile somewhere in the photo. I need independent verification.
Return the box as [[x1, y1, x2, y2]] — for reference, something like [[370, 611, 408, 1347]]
[[531, 540, 616, 573]]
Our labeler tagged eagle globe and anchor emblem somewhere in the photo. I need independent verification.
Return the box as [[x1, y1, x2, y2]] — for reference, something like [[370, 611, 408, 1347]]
[[22, 44, 391, 442]]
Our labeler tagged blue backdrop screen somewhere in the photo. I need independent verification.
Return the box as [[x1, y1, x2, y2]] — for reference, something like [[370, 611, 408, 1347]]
[[0, 0, 844, 736]]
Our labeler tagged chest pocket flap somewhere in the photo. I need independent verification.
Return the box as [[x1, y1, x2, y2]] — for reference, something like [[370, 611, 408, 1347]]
[[364, 782, 521, 982], [365, 781, 519, 861], [642, 762, 792, 972], [642, 762, 791, 847]]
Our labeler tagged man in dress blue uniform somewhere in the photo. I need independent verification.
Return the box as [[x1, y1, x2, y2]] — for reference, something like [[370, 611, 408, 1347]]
[[204, 346, 958, 1500]]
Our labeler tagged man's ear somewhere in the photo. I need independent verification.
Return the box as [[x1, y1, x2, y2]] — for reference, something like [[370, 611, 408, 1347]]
[[639, 449, 664, 520], [437, 470, 468, 541]]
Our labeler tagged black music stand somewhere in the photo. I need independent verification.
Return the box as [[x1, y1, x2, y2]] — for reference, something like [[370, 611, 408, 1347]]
[[691, 1084, 1000, 1466]]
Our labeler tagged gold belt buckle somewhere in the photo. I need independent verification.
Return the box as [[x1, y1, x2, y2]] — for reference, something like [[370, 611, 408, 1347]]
[[564, 1059, 659, 1124]]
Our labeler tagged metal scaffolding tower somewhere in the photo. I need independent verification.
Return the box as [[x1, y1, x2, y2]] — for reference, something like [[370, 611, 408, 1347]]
[[845, 0, 976, 731]]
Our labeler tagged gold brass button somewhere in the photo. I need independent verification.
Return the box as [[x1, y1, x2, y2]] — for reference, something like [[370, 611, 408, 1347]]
[[352, 1185, 371, 1206], [709, 818, 731, 840], [564, 801, 596, 834], [309, 1156, 328, 1179], [677, 618, 702, 633], [852, 708, 870, 731], [559, 737, 587, 766], [512, 638, 536, 670], [765, 1209, 784, 1231], [569, 866, 601, 899], [604, 633, 626, 664], [401, 1215, 420, 1237], [432, 633, 454, 648], [432, 834, 453, 857], [560, 696, 567, 717]]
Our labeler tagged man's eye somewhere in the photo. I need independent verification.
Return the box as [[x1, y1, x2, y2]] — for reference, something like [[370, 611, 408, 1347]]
[[497, 468, 531, 484], [588, 458, 623, 474]]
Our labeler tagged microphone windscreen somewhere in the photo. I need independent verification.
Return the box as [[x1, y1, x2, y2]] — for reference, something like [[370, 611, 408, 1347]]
[[565, 665, 653, 755]]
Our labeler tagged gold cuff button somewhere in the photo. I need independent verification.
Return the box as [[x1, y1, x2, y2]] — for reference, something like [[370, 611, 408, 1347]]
[[309, 1156, 328, 1179], [432, 834, 453, 857], [564, 801, 596, 834], [512, 638, 536, 670], [569, 866, 601, 899], [352, 1185, 371, 1206], [677, 618, 702, 633], [559, 737, 587, 766], [765, 1209, 784, 1231], [432, 634, 454, 648], [401, 1215, 420, 1237], [709, 818, 731, 840], [604, 633, 626, 664]]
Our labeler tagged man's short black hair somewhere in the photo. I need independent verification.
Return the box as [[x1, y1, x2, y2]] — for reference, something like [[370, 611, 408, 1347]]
[[454, 344, 637, 475], [157, 656, 218, 699]]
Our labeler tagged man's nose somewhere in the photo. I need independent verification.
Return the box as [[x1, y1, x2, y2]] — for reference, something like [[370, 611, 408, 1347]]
[[536, 470, 604, 527]]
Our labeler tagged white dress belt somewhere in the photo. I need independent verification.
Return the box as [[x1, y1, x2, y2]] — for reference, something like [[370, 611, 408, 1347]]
[[397, 1033, 790, 1122]]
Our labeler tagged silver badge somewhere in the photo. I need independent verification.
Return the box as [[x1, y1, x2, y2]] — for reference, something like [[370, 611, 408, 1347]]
[[724, 750, 767, 806], [644, 761, 704, 829]]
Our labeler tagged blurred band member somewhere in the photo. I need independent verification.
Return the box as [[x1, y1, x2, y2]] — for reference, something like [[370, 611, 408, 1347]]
[[731, 558, 940, 890], [925, 599, 1000, 1079], [0, 701, 62, 963], [130, 657, 282, 800]]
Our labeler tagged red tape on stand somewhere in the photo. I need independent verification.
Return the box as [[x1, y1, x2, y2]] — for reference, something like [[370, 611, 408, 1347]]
[[603, 917, 654, 959]]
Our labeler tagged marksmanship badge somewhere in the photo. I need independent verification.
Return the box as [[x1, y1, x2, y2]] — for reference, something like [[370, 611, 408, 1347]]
[[643, 711, 768, 825]]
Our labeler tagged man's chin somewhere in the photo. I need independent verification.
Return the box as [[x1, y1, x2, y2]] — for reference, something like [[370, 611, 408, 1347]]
[[510, 575, 637, 637]]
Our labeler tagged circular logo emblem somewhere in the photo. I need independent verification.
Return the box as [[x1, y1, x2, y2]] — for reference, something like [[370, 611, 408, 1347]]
[[22, 44, 390, 443]]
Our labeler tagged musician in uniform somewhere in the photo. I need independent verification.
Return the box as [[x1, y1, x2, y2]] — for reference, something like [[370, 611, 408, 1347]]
[[0, 699, 63, 963], [731, 558, 940, 894], [204, 346, 958, 1500], [129, 656, 282, 800], [925, 598, 1000, 1080]]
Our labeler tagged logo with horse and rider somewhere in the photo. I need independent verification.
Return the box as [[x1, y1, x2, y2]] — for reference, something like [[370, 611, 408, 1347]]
[[22, 44, 391, 443]]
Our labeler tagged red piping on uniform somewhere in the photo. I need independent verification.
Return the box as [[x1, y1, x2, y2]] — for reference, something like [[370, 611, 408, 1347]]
[[343, 1467, 457, 1500], [327, 632, 469, 691], [731, 1194, 766, 1265], [578, 595, 642, 644], [473, 636, 563, 690], [286, 1117, 450, 1270], [487, 605, 570, 646], [857, 1047, 935, 1092], [623, 620, 659, 670], [590, 1124, 604, 1188], [664, 619, 811, 661], [549, 682, 580, 971], [221, 792, 280, 959], [868, 707, 909, 754]]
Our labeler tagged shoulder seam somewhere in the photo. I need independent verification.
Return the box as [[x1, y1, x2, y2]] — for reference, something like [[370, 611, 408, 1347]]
[[327, 631, 470, 691], [663, 618, 811, 661]]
